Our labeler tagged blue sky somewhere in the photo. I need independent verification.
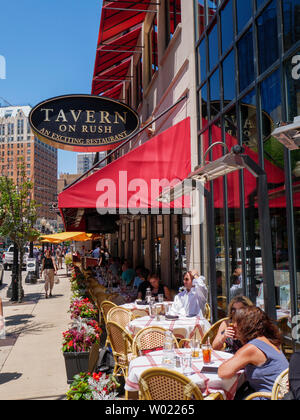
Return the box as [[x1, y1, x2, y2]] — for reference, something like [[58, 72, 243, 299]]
[[0, 0, 102, 174]]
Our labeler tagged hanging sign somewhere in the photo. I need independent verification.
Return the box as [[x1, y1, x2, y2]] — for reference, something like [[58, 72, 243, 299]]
[[29, 94, 140, 152]]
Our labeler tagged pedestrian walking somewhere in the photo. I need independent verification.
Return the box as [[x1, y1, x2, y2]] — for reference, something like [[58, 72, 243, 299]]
[[55, 246, 63, 269], [41, 250, 58, 299]]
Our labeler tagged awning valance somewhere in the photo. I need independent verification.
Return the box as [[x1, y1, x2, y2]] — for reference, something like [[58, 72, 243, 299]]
[[58, 118, 191, 231]]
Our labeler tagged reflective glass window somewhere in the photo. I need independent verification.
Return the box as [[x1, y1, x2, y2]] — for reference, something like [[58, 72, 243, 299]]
[[208, 23, 219, 71], [200, 84, 208, 129], [283, 0, 300, 51], [210, 68, 220, 102], [199, 40, 207, 83], [221, 0, 233, 54], [238, 28, 255, 92], [208, 0, 218, 24], [223, 50, 236, 104], [236, 0, 252, 33], [257, 0, 279, 74], [197, 0, 206, 38]]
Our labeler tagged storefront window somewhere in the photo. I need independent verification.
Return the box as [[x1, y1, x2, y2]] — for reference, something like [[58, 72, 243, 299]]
[[286, 53, 300, 121], [198, 39, 207, 82], [240, 89, 262, 304], [257, 0, 279, 74], [209, 68, 220, 105], [238, 27, 255, 92], [208, 23, 219, 71], [283, 0, 300, 52], [236, 0, 252, 33], [222, 50, 235, 103], [197, 0, 206, 38], [256, 0, 268, 10], [207, 0, 218, 24], [221, 0, 233, 54], [199, 84, 208, 128]]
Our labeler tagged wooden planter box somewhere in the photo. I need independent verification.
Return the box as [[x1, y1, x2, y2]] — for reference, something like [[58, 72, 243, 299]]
[[63, 351, 90, 384]]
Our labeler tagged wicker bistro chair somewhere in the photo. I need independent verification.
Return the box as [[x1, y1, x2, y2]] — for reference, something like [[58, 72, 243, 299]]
[[201, 318, 229, 345], [100, 301, 118, 347], [179, 317, 229, 349], [106, 321, 134, 378], [107, 307, 133, 329], [204, 303, 211, 322], [245, 369, 290, 401], [132, 326, 179, 357], [139, 368, 224, 400]]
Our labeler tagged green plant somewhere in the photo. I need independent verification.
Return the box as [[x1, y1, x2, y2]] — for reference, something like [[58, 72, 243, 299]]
[[66, 372, 119, 400]]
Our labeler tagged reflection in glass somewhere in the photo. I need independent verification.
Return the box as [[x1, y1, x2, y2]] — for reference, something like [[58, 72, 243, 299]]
[[283, 0, 300, 51], [261, 71, 292, 315], [207, 0, 218, 23], [200, 84, 208, 129], [286, 53, 300, 122], [198, 40, 207, 83], [240, 90, 262, 304], [221, 0, 233, 54], [236, 0, 252, 33], [209, 23, 219, 71], [238, 28, 255, 92], [257, 0, 279, 74], [197, 0, 206, 38], [223, 50, 235, 103], [210, 68, 220, 105]]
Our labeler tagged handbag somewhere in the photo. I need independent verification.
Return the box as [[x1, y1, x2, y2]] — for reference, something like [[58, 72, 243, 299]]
[[54, 275, 60, 284]]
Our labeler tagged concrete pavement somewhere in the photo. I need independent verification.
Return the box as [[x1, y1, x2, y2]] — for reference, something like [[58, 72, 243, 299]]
[[0, 267, 71, 400]]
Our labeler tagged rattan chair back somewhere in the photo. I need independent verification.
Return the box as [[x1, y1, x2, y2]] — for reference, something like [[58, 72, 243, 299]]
[[201, 318, 229, 345], [204, 303, 211, 321], [107, 307, 133, 328], [132, 326, 179, 356], [139, 368, 204, 400], [101, 301, 117, 323], [272, 368, 289, 400]]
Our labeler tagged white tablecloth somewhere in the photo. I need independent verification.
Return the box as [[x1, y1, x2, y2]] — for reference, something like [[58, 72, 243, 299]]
[[125, 348, 243, 400], [126, 316, 211, 340]]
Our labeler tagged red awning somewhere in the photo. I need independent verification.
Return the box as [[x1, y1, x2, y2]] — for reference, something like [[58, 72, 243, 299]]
[[59, 118, 191, 231], [93, 58, 131, 95], [101, 83, 124, 100], [94, 27, 141, 76], [98, 0, 150, 44]]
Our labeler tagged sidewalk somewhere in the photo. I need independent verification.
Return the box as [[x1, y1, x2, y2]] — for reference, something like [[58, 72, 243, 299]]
[[0, 268, 71, 400]]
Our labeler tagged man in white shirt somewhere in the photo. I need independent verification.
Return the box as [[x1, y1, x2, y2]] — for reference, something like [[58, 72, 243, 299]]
[[170, 271, 208, 318]]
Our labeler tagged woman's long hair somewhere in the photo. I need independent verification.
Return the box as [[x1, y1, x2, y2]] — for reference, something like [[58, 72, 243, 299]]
[[227, 296, 253, 321], [235, 306, 282, 347]]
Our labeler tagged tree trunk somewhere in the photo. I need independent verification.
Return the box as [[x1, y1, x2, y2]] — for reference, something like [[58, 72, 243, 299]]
[[18, 247, 24, 303]]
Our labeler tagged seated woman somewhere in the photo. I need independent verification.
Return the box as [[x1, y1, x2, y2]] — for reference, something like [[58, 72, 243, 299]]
[[218, 306, 289, 400], [170, 271, 208, 318], [148, 274, 172, 302], [213, 296, 253, 354]]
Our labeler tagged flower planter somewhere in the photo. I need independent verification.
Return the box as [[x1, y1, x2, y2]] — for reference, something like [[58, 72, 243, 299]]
[[63, 351, 90, 384]]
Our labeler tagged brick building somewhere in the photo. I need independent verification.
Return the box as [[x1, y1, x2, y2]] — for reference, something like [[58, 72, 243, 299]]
[[0, 105, 57, 220]]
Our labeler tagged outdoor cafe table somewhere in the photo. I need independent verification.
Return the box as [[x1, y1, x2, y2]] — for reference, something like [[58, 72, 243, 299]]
[[126, 315, 211, 340], [125, 348, 243, 400]]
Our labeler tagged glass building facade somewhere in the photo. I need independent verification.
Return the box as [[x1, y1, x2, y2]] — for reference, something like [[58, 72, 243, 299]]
[[195, 0, 300, 343]]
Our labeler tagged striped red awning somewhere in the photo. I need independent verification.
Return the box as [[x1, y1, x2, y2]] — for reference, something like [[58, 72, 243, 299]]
[[93, 58, 132, 96]]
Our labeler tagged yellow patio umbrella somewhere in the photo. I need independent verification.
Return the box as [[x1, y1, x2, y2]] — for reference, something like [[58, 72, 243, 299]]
[[40, 232, 101, 243]]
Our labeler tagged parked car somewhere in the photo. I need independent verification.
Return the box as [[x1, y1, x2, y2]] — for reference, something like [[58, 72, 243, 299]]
[[3, 245, 30, 271]]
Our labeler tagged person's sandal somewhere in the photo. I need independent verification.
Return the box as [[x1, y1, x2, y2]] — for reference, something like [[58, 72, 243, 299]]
[[45, 294, 48, 299]]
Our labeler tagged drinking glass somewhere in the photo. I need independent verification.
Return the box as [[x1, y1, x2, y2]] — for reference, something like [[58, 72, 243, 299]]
[[202, 343, 212, 364], [149, 302, 155, 318], [158, 294, 164, 303], [191, 339, 200, 358], [181, 354, 192, 375]]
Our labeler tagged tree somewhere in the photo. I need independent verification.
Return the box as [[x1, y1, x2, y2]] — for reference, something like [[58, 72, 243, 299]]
[[0, 160, 40, 302]]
